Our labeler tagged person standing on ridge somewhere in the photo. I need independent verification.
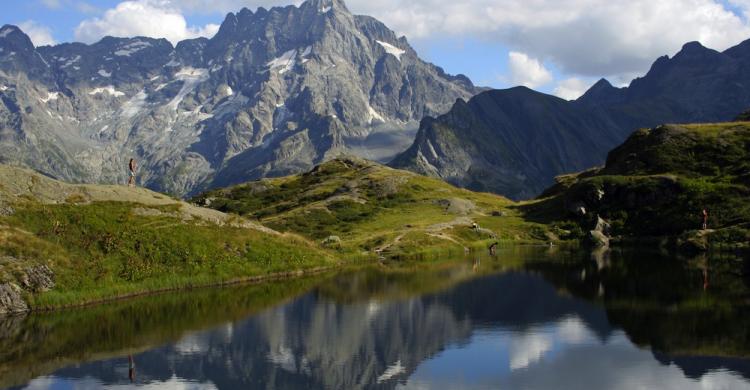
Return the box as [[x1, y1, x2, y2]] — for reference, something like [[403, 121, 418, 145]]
[[128, 158, 137, 188], [701, 209, 709, 230]]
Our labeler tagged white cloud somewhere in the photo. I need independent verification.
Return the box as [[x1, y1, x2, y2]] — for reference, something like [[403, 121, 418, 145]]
[[74, 0, 219, 45], [553, 77, 592, 100], [17, 20, 56, 47], [164, 0, 750, 83], [61, 0, 750, 88], [346, 0, 750, 79], [507, 51, 553, 88]]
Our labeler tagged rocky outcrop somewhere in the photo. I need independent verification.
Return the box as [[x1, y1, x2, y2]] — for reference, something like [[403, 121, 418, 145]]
[[529, 122, 750, 247], [0, 0, 478, 197], [0, 283, 27, 315], [18, 265, 55, 293], [0, 258, 56, 315]]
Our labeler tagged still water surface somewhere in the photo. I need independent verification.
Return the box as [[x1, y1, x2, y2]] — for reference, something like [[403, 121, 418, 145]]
[[2, 247, 750, 389]]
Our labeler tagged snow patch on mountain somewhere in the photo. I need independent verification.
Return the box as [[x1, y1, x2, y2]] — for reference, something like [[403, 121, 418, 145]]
[[39, 92, 59, 103], [376, 40, 405, 61], [0, 26, 15, 38], [98, 69, 111, 78], [367, 105, 385, 124], [121, 90, 148, 118], [267, 49, 297, 74], [167, 67, 209, 111], [114, 40, 152, 57], [61, 55, 81, 68], [89, 86, 125, 97]]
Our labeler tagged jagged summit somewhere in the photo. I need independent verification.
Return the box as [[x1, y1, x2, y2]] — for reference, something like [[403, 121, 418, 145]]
[[0, 1, 479, 196]]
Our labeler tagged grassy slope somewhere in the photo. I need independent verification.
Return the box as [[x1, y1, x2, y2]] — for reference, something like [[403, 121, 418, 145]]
[[193, 157, 552, 257], [526, 122, 750, 247], [0, 165, 336, 309]]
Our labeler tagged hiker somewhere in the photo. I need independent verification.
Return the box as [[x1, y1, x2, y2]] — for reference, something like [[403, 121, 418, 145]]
[[488, 242, 498, 256], [701, 209, 709, 230], [128, 158, 137, 188]]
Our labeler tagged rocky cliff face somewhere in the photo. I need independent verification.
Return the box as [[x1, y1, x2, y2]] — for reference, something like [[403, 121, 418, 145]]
[[530, 122, 750, 243], [391, 87, 623, 199], [392, 40, 750, 200], [0, 0, 478, 196]]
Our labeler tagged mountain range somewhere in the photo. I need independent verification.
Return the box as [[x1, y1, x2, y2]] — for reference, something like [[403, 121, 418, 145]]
[[0, 0, 478, 196], [392, 40, 750, 199], [3, 0, 750, 200]]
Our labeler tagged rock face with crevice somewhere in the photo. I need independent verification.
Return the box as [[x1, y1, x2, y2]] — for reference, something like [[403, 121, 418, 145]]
[[0, 0, 478, 197]]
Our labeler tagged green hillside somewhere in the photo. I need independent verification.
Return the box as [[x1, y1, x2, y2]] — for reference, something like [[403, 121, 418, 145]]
[[193, 157, 552, 257], [528, 122, 750, 249], [0, 165, 335, 311]]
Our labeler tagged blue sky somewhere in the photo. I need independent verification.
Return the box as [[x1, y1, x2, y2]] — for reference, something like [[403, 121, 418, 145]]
[[3, 0, 750, 99]]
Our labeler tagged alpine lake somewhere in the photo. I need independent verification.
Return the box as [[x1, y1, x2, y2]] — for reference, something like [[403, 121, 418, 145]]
[[2, 246, 750, 390]]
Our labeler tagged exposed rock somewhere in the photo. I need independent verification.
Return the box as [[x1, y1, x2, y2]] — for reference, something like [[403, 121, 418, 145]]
[[322, 235, 342, 249], [0, 203, 13, 216], [0, 0, 479, 197], [19, 264, 55, 293], [0, 283, 27, 315]]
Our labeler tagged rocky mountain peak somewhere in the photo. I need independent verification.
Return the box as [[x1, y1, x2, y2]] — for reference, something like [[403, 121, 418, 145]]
[[0, 25, 34, 49], [669, 41, 725, 66], [0, 24, 52, 79], [0, 1, 478, 197], [577, 78, 624, 106]]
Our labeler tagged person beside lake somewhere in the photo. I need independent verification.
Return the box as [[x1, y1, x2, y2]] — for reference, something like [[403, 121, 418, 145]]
[[128, 158, 137, 188]]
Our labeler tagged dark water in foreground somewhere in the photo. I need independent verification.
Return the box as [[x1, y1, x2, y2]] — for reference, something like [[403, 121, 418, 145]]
[[2, 247, 750, 389]]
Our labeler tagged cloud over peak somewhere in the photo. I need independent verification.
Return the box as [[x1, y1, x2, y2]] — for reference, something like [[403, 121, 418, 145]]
[[508, 51, 553, 89], [18, 20, 56, 47], [74, 0, 219, 45]]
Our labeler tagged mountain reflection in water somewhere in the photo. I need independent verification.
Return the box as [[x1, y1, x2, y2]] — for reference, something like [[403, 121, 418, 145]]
[[2, 247, 750, 390]]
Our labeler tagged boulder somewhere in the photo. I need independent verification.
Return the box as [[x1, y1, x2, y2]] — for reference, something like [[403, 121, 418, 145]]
[[321, 235, 342, 249], [0, 283, 27, 315]]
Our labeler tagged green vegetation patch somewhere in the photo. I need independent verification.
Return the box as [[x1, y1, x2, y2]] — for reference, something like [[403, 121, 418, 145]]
[[1, 201, 334, 308]]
